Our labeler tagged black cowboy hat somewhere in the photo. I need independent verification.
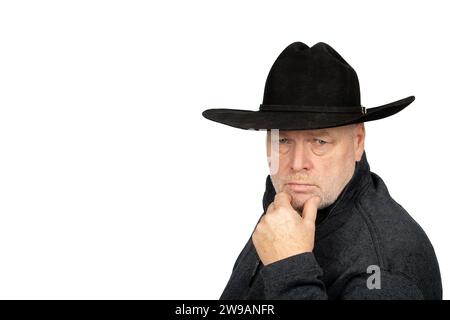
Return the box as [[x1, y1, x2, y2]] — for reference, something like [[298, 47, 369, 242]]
[[202, 42, 414, 130]]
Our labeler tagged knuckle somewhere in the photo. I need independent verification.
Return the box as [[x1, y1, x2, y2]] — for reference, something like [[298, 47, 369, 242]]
[[274, 192, 286, 201]]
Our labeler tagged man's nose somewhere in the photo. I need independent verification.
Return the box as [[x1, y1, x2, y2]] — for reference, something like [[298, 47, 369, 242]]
[[290, 142, 313, 171]]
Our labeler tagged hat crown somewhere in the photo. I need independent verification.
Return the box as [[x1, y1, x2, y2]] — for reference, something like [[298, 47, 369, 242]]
[[262, 42, 361, 107]]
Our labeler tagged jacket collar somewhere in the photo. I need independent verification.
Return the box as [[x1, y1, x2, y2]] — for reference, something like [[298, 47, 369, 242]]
[[262, 151, 372, 237]]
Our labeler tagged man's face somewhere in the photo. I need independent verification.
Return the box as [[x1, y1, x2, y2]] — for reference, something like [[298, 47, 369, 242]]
[[266, 123, 365, 212]]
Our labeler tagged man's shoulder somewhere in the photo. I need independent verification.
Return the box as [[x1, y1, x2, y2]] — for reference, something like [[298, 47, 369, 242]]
[[357, 172, 430, 246], [355, 172, 441, 291], [317, 172, 442, 299]]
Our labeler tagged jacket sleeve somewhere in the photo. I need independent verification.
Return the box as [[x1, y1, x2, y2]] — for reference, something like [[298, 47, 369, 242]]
[[260, 252, 425, 300], [260, 252, 328, 300]]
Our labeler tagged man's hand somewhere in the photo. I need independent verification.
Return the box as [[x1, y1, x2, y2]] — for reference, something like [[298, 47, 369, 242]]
[[252, 192, 321, 266]]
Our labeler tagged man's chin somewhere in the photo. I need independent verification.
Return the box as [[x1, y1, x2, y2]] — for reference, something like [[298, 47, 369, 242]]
[[291, 198, 307, 213], [291, 192, 312, 201], [291, 193, 321, 211]]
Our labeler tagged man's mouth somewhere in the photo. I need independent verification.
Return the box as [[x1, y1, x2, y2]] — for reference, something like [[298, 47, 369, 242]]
[[286, 183, 316, 192]]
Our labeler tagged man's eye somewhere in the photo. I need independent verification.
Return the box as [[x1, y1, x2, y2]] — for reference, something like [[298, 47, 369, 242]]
[[279, 138, 289, 144], [315, 139, 327, 145]]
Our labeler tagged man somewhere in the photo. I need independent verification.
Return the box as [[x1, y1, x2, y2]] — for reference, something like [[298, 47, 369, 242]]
[[202, 42, 442, 299]]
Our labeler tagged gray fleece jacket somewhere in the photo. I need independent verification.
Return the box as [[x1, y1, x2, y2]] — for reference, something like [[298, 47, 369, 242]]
[[220, 151, 442, 300]]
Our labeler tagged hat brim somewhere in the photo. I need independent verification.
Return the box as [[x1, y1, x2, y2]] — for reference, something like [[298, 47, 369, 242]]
[[202, 96, 415, 130]]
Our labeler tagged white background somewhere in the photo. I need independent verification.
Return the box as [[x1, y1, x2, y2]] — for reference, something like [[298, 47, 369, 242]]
[[0, 1, 448, 299]]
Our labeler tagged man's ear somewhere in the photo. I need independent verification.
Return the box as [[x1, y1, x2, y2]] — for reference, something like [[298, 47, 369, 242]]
[[354, 123, 365, 161]]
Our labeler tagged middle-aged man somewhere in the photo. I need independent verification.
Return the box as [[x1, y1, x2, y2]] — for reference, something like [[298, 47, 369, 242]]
[[202, 42, 442, 299]]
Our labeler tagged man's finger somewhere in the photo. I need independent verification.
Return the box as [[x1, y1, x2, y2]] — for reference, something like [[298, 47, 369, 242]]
[[274, 191, 293, 208], [302, 196, 321, 223]]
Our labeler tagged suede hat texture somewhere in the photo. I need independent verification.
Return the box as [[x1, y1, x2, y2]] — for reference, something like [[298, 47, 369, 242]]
[[202, 42, 414, 130]]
